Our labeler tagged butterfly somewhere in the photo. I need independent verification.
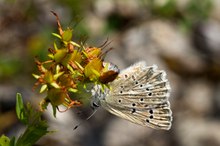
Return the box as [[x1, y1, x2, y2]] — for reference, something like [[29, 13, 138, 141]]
[[91, 61, 172, 130]]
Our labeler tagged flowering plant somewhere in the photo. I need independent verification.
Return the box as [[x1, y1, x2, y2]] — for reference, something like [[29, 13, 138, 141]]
[[33, 11, 118, 116]]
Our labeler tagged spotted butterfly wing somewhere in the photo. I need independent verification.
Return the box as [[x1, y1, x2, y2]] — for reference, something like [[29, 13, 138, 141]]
[[98, 61, 172, 130]]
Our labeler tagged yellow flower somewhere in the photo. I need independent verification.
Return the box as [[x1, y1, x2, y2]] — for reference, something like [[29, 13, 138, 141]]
[[84, 58, 103, 81]]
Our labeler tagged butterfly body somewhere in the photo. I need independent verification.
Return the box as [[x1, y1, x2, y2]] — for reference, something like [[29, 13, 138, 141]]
[[91, 61, 172, 130]]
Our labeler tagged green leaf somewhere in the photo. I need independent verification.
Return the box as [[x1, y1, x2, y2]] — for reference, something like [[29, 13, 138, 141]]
[[53, 41, 58, 50], [74, 61, 84, 71], [9, 137, 15, 146], [54, 71, 64, 80], [16, 122, 49, 146], [32, 74, 40, 79], [40, 84, 48, 93], [67, 64, 74, 73], [69, 41, 80, 47], [50, 82, 60, 89], [52, 33, 62, 39], [48, 54, 54, 59], [68, 88, 78, 93], [14, 93, 50, 146], [16, 103, 49, 146], [0, 135, 10, 146], [16, 93, 27, 124]]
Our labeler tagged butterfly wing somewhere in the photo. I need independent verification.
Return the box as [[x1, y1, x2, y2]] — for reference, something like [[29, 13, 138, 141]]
[[100, 61, 172, 130]]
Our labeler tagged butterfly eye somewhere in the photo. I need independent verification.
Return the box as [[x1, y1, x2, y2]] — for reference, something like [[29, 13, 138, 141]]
[[140, 98, 144, 101], [148, 93, 152, 96], [149, 115, 153, 119], [132, 103, 136, 106], [140, 84, 143, 87], [118, 99, 122, 103], [146, 119, 150, 123], [124, 74, 128, 78], [146, 88, 150, 91], [149, 109, 153, 114], [120, 91, 123, 94], [135, 81, 138, 84]]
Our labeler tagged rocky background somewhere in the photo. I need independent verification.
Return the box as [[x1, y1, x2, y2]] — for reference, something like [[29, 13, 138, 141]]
[[1, 0, 220, 146]]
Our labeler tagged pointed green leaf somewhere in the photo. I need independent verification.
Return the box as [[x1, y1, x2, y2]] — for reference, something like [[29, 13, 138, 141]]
[[74, 61, 84, 71], [50, 82, 60, 89], [54, 71, 64, 80], [32, 74, 40, 79], [68, 88, 78, 93], [82, 50, 89, 58], [48, 54, 54, 59], [52, 33, 62, 39], [69, 41, 80, 47], [67, 64, 74, 73], [53, 41, 58, 50], [40, 84, 48, 93], [16, 93, 27, 124], [55, 65, 61, 74]]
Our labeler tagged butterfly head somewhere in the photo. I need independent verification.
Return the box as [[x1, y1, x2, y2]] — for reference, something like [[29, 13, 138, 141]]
[[91, 85, 109, 109]]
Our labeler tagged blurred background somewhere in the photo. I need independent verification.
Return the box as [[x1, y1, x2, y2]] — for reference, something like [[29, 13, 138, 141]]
[[1, 0, 220, 146]]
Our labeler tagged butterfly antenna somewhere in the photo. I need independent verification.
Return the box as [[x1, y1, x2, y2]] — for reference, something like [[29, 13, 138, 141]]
[[73, 108, 98, 130], [98, 37, 109, 48]]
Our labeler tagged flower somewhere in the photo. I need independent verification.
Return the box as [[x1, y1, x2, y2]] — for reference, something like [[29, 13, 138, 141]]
[[33, 11, 119, 116]]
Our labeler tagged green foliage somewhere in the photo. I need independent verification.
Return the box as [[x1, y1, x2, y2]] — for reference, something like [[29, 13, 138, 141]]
[[16, 93, 27, 124], [150, 0, 177, 18], [147, 0, 213, 29], [1, 93, 50, 146], [0, 135, 10, 146], [0, 58, 22, 80], [9, 137, 15, 146], [185, 0, 213, 21], [15, 93, 50, 146]]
